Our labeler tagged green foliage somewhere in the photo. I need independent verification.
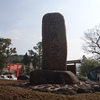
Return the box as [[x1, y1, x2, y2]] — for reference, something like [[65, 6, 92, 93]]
[[22, 53, 30, 66], [80, 56, 100, 76], [0, 59, 5, 74], [28, 41, 42, 69], [0, 38, 17, 57], [33, 42, 42, 68], [0, 38, 17, 72], [20, 64, 25, 75], [25, 66, 31, 75], [77, 75, 88, 81], [9, 55, 23, 63], [31, 53, 39, 68]]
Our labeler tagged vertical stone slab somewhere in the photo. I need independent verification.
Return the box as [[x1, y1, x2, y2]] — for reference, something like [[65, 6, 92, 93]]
[[42, 13, 67, 70]]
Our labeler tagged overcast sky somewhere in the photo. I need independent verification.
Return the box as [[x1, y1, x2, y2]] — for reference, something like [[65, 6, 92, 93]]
[[0, 0, 100, 60]]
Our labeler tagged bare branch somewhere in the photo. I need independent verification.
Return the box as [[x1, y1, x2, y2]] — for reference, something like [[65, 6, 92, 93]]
[[82, 25, 100, 59]]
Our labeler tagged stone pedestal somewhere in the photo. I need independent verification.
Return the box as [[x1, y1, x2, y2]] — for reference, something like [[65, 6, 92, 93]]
[[30, 70, 79, 85]]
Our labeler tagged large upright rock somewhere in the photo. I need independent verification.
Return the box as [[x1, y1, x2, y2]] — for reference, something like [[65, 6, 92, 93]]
[[42, 13, 67, 70], [30, 13, 79, 85]]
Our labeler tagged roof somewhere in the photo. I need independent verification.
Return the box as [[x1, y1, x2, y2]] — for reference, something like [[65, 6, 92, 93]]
[[67, 60, 81, 64]]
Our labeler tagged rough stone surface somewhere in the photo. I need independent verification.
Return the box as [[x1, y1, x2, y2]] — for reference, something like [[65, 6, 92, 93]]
[[15, 80, 100, 95], [30, 13, 75, 86], [30, 70, 79, 85], [42, 13, 67, 70]]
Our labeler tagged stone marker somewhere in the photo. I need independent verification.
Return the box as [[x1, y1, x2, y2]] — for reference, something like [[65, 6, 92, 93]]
[[42, 13, 67, 70], [30, 13, 79, 85]]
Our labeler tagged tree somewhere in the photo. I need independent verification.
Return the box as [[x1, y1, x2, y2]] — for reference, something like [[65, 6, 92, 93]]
[[9, 55, 23, 64], [82, 25, 100, 60], [81, 55, 87, 62], [0, 38, 17, 73], [22, 53, 30, 66], [0, 59, 5, 74], [28, 41, 42, 69], [0, 38, 17, 58], [31, 53, 39, 69], [25, 66, 31, 75], [80, 56, 100, 76], [33, 42, 42, 68], [19, 64, 25, 75]]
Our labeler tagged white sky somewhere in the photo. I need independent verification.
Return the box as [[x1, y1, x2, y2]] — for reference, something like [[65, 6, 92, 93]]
[[0, 0, 100, 60]]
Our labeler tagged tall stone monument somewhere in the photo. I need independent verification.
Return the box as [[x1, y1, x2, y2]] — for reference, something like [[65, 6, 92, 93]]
[[30, 13, 79, 85], [42, 13, 67, 70]]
